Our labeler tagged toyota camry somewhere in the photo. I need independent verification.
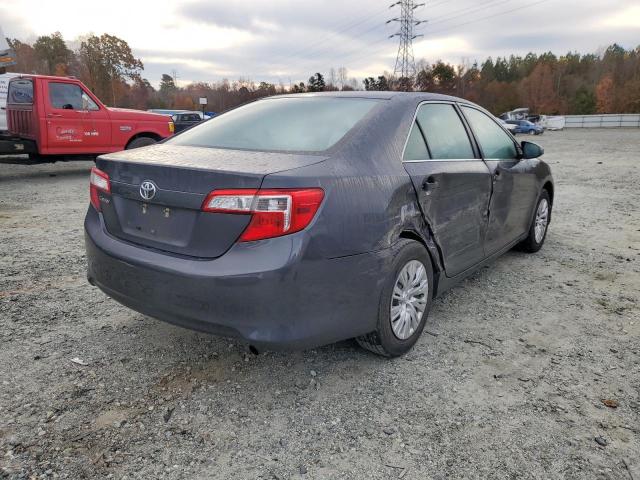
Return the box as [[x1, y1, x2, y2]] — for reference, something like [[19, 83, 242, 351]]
[[85, 92, 553, 357]]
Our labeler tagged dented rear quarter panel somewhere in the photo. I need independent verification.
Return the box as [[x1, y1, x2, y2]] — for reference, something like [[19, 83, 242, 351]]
[[261, 95, 438, 263]]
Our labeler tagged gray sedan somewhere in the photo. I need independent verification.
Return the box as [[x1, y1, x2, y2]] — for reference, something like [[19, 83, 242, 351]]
[[85, 92, 553, 357]]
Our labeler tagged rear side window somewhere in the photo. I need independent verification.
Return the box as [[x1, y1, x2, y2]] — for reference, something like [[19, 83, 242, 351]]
[[416, 104, 474, 160], [461, 106, 518, 159], [7, 79, 33, 104], [403, 122, 430, 160], [168, 97, 381, 152]]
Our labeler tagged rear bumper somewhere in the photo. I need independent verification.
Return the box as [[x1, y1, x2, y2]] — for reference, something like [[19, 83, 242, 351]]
[[85, 207, 389, 350], [0, 137, 37, 155]]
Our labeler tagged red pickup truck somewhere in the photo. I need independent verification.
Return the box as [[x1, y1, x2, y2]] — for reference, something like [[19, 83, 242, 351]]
[[1, 75, 174, 160]]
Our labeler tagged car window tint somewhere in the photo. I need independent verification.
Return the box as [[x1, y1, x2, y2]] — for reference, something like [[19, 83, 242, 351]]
[[462, 106, 518, 159], [168, 97, 381, 152], [403, 122, 430, 160], [416, 104, 474, 159], [49, 83, 83, 110]]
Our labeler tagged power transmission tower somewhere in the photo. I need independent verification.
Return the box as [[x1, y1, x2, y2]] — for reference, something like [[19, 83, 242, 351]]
[[387, 1, 425, 88]]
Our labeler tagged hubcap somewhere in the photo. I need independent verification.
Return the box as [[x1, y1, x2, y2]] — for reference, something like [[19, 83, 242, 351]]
[[534, 198, 549, 243], [390, 260, 428, 340]]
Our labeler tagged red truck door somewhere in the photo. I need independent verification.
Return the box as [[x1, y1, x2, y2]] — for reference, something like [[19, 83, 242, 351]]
[[43, 80, 111, 154], [77, 85, 111, 151]]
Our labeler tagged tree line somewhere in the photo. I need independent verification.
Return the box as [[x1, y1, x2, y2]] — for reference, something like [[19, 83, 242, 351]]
[[5, 32, 639, 115]]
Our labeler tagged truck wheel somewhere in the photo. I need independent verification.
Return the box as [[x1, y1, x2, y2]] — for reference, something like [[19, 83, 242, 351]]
[[126, 137, 157, 150], [356, 239, 434, 357]]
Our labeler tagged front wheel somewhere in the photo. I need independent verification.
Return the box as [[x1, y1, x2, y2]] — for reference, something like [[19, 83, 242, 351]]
[[529, 129, 536, 135], [356, 240, 434, 357], [126, 137, 157, 150], [518, 190, 551, 253]]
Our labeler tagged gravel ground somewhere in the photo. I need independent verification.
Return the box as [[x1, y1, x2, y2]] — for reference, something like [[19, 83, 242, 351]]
[[0, 129, 638, 480]]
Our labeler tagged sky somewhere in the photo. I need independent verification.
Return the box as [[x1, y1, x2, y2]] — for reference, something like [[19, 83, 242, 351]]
[[1, 0, 639, 87]]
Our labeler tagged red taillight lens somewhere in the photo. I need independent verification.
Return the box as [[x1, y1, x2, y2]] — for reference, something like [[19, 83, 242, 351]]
[[89, 167, 110, 212], [202, 188, 325, 242]]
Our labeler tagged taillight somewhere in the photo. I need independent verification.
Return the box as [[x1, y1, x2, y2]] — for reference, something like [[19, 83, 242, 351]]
[[168, 121, 175, 134], [202, 188, 324, 242], [89, 167, 110, 212]]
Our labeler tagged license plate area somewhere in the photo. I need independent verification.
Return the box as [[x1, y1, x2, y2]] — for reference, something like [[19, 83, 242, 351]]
[[118, 199, 195, 247]]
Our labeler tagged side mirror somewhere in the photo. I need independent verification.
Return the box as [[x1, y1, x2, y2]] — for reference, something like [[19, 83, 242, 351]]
[[520, 141, 544, 159]]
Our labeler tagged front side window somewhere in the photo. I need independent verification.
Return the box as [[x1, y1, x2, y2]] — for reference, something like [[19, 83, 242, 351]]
[[461, 106, 518, 159], [7, 79, 33, 104], [48, 83, 99, 111], [416, 103, 475, 160], [49, 83, 83, 110], [168, 97, 381, 152]]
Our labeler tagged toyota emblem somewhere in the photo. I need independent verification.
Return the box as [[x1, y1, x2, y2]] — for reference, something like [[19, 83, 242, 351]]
[[139, 180, 157, 200]]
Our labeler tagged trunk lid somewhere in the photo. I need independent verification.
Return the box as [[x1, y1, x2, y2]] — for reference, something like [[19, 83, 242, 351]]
[[96, 144, 326, 258]]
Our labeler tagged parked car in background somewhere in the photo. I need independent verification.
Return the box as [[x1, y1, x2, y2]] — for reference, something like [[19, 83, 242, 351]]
[[498, 118, 517, 133], [172, 111, 206, 133], [507, 119, 544, 135], [2, 75, 174, 160], [85, 92, 553, 357], [148, 109, 212, 120]]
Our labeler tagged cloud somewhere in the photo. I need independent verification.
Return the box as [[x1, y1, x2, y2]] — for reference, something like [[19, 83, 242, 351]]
[[600, 5, 640, 29], [3, 0, 639, 86]]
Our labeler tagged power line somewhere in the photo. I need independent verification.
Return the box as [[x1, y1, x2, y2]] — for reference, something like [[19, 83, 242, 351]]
[[428, 0, 511, 24], [425, 0, 553, 36], [319, 0, 553, 78], [276, 5, 391, 66]]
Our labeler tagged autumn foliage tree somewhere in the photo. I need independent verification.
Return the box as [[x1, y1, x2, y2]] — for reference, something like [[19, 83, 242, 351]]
[[5, 31, 639, 115], [33, 32, 72, 76], [78, 34, 143, 106]]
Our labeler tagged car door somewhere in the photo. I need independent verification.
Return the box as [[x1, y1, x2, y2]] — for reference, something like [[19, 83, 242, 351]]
[[45, 81, 112, 153], [460, 105, 538, 255], [44, 81, 86, 152], [79, 88, 112, 151], [402, 102, 492, 277]]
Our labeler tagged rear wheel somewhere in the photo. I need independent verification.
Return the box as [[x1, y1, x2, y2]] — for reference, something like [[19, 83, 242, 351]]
[[356, 240, 434, 357], [126, 136, 157, 150], [518, 190, 551, 253]]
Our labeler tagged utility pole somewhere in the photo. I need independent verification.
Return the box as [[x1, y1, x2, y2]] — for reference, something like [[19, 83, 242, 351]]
[[387, 1, 425, 90]]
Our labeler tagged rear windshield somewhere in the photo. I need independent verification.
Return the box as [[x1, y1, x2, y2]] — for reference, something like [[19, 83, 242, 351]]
[[167, 97, 380, 152], [7, 79, 33, 104]]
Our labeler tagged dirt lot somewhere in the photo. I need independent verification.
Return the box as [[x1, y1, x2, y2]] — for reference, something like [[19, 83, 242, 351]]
[[0, 129, 638, 480]]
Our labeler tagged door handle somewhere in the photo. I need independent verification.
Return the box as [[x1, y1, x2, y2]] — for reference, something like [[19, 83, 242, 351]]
[[47, 113, 62, 118], [422, 176, 438, 192], [493, 171, 501, 182]]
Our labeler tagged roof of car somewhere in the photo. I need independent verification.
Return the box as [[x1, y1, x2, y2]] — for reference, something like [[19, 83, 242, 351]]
[[271, 91, 474, 104]]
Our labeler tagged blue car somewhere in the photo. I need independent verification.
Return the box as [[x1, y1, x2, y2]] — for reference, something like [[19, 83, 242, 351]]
[[507, 120, 544, 135]]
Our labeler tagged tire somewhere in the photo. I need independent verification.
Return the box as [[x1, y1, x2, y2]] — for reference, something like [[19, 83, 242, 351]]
[[126, 137, 157, 150], [356, 239, 434, 357], [528, 129, 536, 135], [518, 190, 551, 253]]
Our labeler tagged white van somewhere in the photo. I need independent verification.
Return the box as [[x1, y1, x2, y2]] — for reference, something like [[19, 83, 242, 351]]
[[0, 73, 21, 132]]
